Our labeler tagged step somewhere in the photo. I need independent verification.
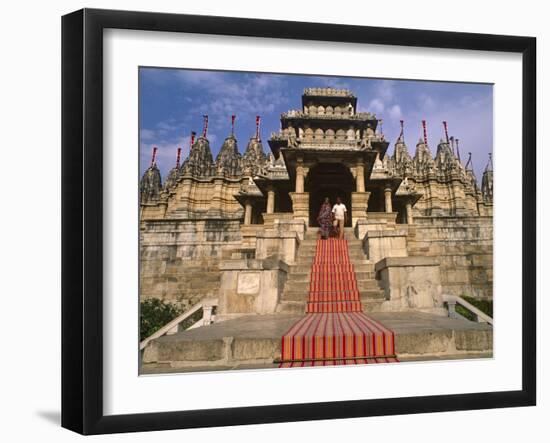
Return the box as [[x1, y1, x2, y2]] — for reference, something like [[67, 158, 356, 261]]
[[295, 254, 368, 263], [288, 263, 375, 274], [299, 239, 363, 247], [142, 312, 493, 372], [281, 289, 385, 302], [275, 301, 306, 314], [285, 271, 376, 283], [285, 280, 381, 294]]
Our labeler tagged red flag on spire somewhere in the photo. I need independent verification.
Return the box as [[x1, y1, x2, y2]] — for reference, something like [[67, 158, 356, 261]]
[[202, 115, 209, 138], [176, 147, 181, 168], [422, 120, 428, 146], [255, 115, 261, 141], [190, 131, 196, 148], [443, 121, 450, 144], [151, 146, 158, 166], [231, 115, 236, 135]]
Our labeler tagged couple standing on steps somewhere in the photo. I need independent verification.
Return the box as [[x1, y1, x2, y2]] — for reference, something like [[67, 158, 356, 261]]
[[316, 196, 348, 240]]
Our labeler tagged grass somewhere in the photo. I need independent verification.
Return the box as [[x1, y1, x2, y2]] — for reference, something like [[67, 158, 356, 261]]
[[455, 295, 493, 322]]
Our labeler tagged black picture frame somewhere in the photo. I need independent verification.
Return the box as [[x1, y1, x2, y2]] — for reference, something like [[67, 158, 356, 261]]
[[61, 8, 536, 435]]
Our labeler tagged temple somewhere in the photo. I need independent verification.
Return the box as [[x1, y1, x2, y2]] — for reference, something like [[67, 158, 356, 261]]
[[139, 88, 493, 371]]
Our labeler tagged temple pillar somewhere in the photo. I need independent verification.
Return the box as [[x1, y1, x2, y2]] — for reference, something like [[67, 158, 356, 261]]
[[355, 162, 365, 192], [266, 187, 275, 214], [289, 192, 309, 226], [244, 200, 253, 225], [384, 187, 393, 213], [351, 191, 371, 231], [405, 202, 414, 225], [295, 165, 305, 193]]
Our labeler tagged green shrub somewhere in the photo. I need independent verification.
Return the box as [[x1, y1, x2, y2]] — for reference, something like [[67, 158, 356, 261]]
[[140, 298, 182, 341], [455, 295, 493, 322]]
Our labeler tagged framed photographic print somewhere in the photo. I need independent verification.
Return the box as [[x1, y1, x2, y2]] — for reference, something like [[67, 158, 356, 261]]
[[61, 8, 536, 435]]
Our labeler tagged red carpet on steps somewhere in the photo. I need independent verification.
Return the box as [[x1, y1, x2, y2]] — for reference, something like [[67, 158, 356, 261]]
[[279, 238, 399, 367]]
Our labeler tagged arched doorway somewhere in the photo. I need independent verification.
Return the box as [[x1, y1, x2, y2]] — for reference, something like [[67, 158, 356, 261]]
[[306, 163, 355, 227]]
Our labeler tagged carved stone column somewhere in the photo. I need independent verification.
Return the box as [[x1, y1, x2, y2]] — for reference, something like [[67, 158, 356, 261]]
[[351, 191, 371, 229], [384, 187, 393, 213], [355, 161, 365, 192], [405, 202, 414, 225], [244, 200, 253, 225], [295, 166, 304, 193], [266, 187, 275, 214], [289, 192, 309, 226]]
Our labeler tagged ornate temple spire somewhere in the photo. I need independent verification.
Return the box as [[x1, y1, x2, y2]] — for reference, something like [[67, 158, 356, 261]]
[[164, 147, 182, 190], [140, 147, 162, 202], [215, 130, 242, 177], [242, 116, 266, 176], [242, 137, 266, 176], [482, 153, 493, 202], [413, 121, 435, 176], [464, 152, 479, 191], [414, 121, 433, 164], [181, 131, 215, 177], [393, 119, 412, 168]]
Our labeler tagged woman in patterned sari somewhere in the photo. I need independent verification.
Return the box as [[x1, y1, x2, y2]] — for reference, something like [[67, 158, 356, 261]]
[[317, 197, 333, 239]]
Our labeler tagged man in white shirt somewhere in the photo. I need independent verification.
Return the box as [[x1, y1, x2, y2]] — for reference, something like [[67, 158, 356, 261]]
[[332, 197, 347, 239]]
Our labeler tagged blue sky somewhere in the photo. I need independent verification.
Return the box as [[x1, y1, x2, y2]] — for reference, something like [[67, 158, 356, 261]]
[[139, 68, 493, 182]]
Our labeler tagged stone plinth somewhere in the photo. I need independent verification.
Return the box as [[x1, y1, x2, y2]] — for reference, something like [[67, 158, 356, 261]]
[[289, 192, 309, 225], [217, 257, 289, 320], [364, 229, 408, 263], [375, 257, 446, 315], [255, 228, 300, 264], [275, 218, 307, 241], [262, 212, 294, 228], [239, 224, 261, 249], [366, 212, 398, 231], [351, 191, 371, 227]]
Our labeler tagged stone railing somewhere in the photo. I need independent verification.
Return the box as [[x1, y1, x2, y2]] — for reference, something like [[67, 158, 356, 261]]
[[139, 298, 218, 350], [281, 111, 375, 120], [442, 294, 493, 325], [303, 87, 355, 97]]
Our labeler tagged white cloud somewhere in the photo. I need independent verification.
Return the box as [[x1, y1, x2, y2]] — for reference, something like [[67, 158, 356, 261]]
[[417, 93, 436, 111], [367, 98, 385, 113], [388, 104, 403, 119]]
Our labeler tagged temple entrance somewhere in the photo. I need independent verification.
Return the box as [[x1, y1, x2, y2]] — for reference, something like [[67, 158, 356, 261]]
[[306, 163, 354, 227]]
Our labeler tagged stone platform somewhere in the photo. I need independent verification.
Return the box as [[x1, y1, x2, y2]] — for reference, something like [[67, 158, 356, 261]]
[[141, 311, 493, 374]]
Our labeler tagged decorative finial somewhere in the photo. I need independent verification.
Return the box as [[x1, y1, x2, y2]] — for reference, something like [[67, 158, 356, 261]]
[[465, 152, 473, 171], [175, 147, 181, 168], [378, 119, 383, 134], [231, 115, 236, 136], [455, 138, 461, 163], [150, 146, 158, 166], [485, 152, 493, 171], [443, 121, 450, 144], [399, 119, 405, 142], [202, 115, 208, 138], [255, 115, 261, 141], [422, 120, 428, 146]]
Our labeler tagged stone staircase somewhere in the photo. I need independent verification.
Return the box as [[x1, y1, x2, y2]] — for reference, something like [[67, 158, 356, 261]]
[[276, 228, 386, 314]]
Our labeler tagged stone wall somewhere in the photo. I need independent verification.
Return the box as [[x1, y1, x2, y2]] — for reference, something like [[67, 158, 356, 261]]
[[407, 216, 493, 299], [139, 218, 242, 309]]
